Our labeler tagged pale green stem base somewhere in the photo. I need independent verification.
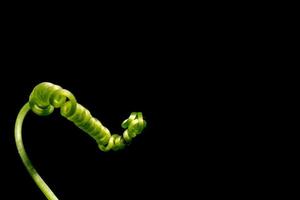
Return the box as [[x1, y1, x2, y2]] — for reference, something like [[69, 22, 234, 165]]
[[15, 103, 59, 200]]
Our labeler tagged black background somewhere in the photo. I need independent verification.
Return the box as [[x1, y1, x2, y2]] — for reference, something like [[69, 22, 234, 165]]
[[0, 5, 252, 199]]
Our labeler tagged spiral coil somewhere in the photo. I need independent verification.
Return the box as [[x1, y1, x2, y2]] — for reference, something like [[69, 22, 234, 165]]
[[28, 82, 146, 151]]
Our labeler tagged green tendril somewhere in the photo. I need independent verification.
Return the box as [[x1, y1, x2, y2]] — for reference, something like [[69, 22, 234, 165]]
[[15, 82, 146, 200]]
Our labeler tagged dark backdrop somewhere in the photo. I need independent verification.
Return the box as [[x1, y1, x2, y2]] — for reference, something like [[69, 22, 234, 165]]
[[0, 8, 220, 199]]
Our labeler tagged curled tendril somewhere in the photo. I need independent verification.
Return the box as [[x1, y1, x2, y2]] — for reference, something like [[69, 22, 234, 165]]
[[29, 82, 146, 151], [15, 82, 146, 200]]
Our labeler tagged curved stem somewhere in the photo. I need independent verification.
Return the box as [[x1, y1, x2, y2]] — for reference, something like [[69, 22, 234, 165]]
[[15, 103, 59, 200]]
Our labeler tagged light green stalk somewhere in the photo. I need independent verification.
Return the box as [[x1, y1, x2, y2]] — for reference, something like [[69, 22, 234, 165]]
[[15, 103, 59, 200], [15, 82, 146, 200]]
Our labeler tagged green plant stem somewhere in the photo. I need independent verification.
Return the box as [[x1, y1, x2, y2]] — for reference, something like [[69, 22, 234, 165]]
[[14, 82, 146, 199], [15, 103, 59, 200]]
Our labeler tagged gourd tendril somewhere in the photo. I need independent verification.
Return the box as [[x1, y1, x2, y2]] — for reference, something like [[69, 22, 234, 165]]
[[15, 82, 146, 200]]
